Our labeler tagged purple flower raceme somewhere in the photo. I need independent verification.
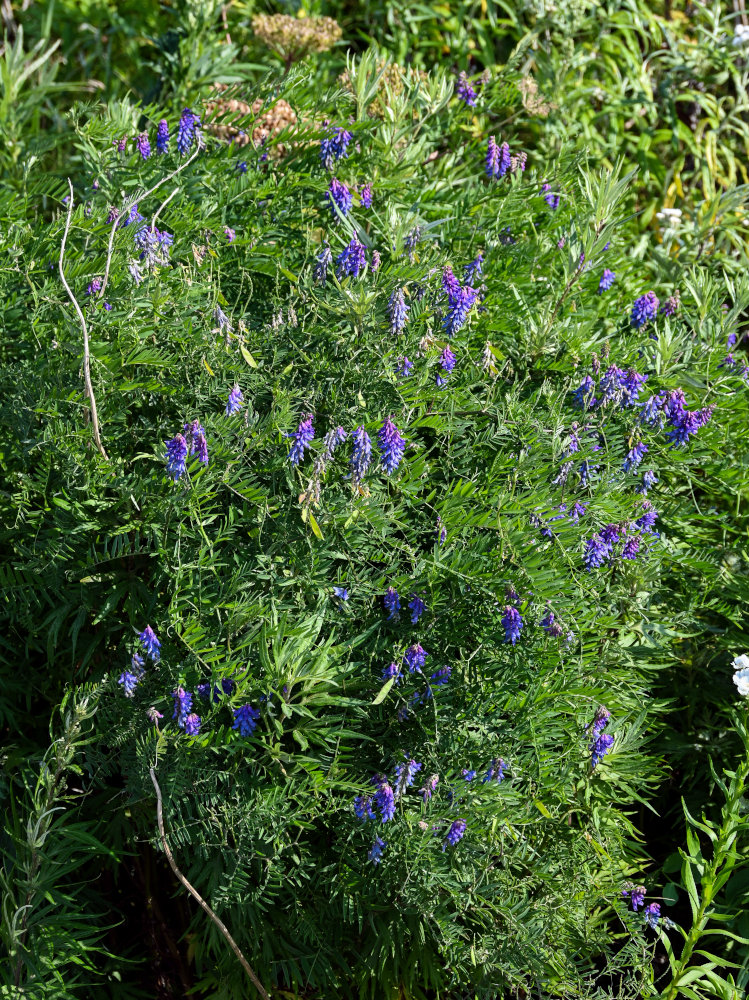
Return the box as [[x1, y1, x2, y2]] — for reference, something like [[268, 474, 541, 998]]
[[463, 252, 484, 284], [184, 419, 208, 465], [621, 535, 641, 560], [541, 183, 559, 209], [583, 532, 613, 571], [232, 704, 260, 737], [443, 819, 467, 850], [589, 708, 614, 767], [540, 610, 564, 638], [443, 285, 478, 338], [408, 595, 426, 624], [319, 125, 352, 170], [598, 269, 615, 293], [172, 687, 193, 727], [314, 244, 332, 285], [354, 795, 376, 821], [430, 664, 451, 686], [225, 385, 243, 416], [420, 774, 439, 802], [636, 502, 659, 533], [287, 414, 315, 466], [371, 250, 381, 272], [456, 71, 477, 107], [336, 236, 366, 278], [326, 178, 352, 218], [360, 183, 373, 208], [440, 346, 456, 374], [351, 426, 372, 486], [638, 470, 658, 494], [372, 777, 396, 823], [156, 120, 169, 154], [368, 836, 387, 864], [660, 292, 680, 317], [177, 108, 200, 155], [572, 375, 597, 409], [631, 291, 660, 329], [139, 626, 161, 661], [224, 227, 236, 243], [378, 417, 406, 474], [502, 605, 523, 645], [622, 885, 647, 911], [115, 136, 127, 154], [483, 758, 505, 783], [332, 586, 348, 602], [382, 661, 401, 683], [396, 356, 413, 378], [644, 903, 661, 930], [183, 713, 201, 736], [486, 137, 511, 179], [136, 132, 151, 160], [404, 226, 421, 262], [388, 287, 409, 334], [404, 643, 428, 673], [118, 670, 140, 697], [384, 587, 401, 621], [165, 433, 188, 481], [623, 442, 648, 472], [322, 426, 347, 460], [86, 277, 102, 297], [394, 759, 422, 798]]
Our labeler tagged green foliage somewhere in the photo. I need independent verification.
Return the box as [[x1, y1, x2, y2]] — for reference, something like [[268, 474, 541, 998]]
[[1, 1, 749, 997]]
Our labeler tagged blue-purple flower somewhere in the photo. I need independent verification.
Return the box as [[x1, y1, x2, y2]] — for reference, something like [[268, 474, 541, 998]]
[[623, 442, 648, 472], [483, 758, 505, 783], [443, 818, 467, 849], [172, 686, 193, 726], [351, 426, 372, 485], [319, 125, 352, 170], [598, 269, 615, 293], [314, 244, 332, 285], [225, 385, 243, 416], [177, 108, 199, 155], [360, 183, 373, 208], [139, 626, 161, 661], [388, 287, 409, 334], [136, 132, 151, 160], [486, 137, 511, 179], [336, 236, 366, 278], [378, 417, 406, 474], [183, 713, 201, 736], [232, 704, 260, 737], [373, 778, 396, 822], [541, 183, 559, 209], [420, 774, 439, 802], [354, 795, 376, 821], [443, 286, 478, 338], [118, 670, 140, 697], [165, 433, 188, 481], [404, 643, 427, 673], [287, 414, 315, 466], [463, 252, 483, 284], [396, 356, 413, 378], [631, 291, 660, 328], [326, 178, 352, 218], [368, 836, 387, 864], [456, 72, 477, 107], [644, 903, 661, 929], [621, 535, 641, 560], [502, 605, 523, 645], [384, 587, 401, 621], [622, 885, 647, 911], [572, 375, 597, 409], [184, 419, 208, 465], [394, 759, 422, 798], [408, 595, 426, 624], [156, 119, 169, 154]]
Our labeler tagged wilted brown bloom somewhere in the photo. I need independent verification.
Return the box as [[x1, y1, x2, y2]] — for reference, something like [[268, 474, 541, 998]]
[[205, 87, 298, 158], [251, 13, 341, 64], [519, 75, 553, 117]]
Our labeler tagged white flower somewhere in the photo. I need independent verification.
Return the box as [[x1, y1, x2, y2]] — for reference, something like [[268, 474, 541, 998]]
[[732, 654, 749, 696]]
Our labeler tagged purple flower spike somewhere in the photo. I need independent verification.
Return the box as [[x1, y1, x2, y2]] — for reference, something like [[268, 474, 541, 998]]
[[456, 72, 477, 107], [404, 643, 428, 673], [225, 385, 244, 416], [443, 819, 467, 849], [165, 433, 188, 481], [177, 108, 199, 156], [644, 903, 661, 929], [408, 595, 426, 624], [326, 178, 352, 218], [623, 442, 648, 472], [378, 417, 406, 474], [139, 625, 161, 661], [360, 183, 373, 208], [232, 704, 260, 737], [319, 125, 352, 170], [118, 671, 140, 697], [172, 686, 193, 726], [368, 836, 387, 864], [156, 119, 169, 154], [598, 269, 615, 294], [183, 713, 201, 736], [336, 236, 366, 277], [184, 419, 208, 465], [351, 426, 372, 485], [388, 287, 409, 334], [631, 291, 660, 328], [287, 414, 315, 466], [136, 132, 151, 160], [373, 779, 396, 822], [384, 587, 401, 621], [502, 606, 523, 645]]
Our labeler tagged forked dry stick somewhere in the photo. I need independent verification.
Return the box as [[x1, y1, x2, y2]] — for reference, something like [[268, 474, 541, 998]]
[[59, 179, 109, 460], [148, 767, 271, 1000], [99, 140, 203, 298]]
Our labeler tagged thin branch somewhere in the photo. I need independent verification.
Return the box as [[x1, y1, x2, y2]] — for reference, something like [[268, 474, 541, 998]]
[[151, 187, 180, 233], [148, 767, 271, 1000], [100, 140, 203, 298], [59, 179, 109, 460]]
